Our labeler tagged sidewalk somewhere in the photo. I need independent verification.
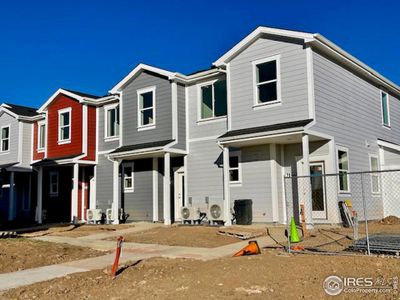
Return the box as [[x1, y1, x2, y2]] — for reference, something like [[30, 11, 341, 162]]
[[0, 225, 286, 292]]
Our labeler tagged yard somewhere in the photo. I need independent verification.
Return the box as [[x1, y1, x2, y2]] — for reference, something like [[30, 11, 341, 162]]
[[2, 250, 399, 299]]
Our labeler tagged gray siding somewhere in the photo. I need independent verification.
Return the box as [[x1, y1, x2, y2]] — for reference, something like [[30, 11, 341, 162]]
[[0, 113, 19, 165], [229, 36, 309, 130], [122, 159, 153, 221], [312, 50, 400, 172], [174, 84, 186, 150], [382, 147, 400, 167], [95, 154, 114, 211], [122, 71, 173, 146], [187, 140, 224, 209], [20, 122, 33, 168], [97, 105, 120, 152], [187, 75, 228, 140], [230, 145, 272, 222]]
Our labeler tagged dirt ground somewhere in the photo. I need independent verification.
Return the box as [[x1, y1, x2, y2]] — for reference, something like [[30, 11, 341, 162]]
[[117, 226, 241, 248], [0, 238, 103, 274], [20, 224, 136, 238], [3, 250, 399, 300]]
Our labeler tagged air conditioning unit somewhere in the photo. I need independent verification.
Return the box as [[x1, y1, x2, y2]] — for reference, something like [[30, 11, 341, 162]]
[[181, 206, 201, 224], [106, 208, 113, 224], [86, 209, 102, 224], [208, 203, 224, 224]]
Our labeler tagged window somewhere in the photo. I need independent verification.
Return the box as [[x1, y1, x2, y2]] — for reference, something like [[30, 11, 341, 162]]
[[381, 91, 390, 127], [199, 80, 227, 120], [370, 156, 381, 194], [229, 151, 241, 184], [105, 104, 120, 139], [0, 126, 9, 152], [123, 163, 134, 192], [253, 56, 281, 106], [49, 171, 59, 196], [337, 148, 350, 192], [137, 87, 155, 128], [38, 121, 46, 151], [58, 108, 71, 143]]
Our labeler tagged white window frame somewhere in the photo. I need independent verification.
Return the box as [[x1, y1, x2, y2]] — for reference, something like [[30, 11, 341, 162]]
[[0, 125, 10, 153], [123, 163, 134, 193], [58, 107, 72, 144], [137, 86, 156, 130], [104, 103, 120, 141], [369, 154, 381, 195], [229, 150, 242, 185], [49, 171, 59, 196], [37, 120, 46, 152], [252, 55, 282, 109], [381, 90, 391, 128], [197, 79, 227, 122], [337, 146, 350, 193]]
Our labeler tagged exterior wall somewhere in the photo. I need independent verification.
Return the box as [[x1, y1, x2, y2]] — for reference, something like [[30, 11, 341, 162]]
[[20, 122, 33, 167], [95, 154, 114, 211], [33, 121, 45, 161], [229, 35, 309, 130], [82, 105, 96, 161], [122, 71, 173, 146], [46, 94, 83, 158], [122, 158, 153, 221], [174, 84, 186, 150], [0, 112, 19, 164], [382, 147, 400, 167], [97, 105, 120, 152]]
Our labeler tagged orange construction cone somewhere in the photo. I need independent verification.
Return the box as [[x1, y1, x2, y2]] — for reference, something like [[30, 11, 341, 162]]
[[233, 240, 261, 257]]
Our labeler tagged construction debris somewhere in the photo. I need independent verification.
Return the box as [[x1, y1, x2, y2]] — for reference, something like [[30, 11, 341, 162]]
[[348, 234, 400, 255], [217, 227, 264, 240], [0, 231, 17, 239]]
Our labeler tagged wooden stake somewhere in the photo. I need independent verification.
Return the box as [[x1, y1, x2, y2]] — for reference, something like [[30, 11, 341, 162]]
[[300, 203, 308, 238]]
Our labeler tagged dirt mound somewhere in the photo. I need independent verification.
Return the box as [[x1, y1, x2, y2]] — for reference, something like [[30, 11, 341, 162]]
[[380, 216, 400, 225]]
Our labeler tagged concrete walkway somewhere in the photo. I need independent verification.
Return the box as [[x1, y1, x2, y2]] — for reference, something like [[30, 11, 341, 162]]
[[0, 225, 286, 292]]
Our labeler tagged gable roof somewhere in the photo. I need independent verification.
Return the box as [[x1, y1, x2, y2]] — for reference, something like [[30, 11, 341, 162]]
[[38, 88, 100, 113], [213, 26, 400, 97], [1, 103, 39, 117]]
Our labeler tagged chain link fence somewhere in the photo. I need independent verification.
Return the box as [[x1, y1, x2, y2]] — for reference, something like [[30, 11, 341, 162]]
[[284, 169, 400, 256]]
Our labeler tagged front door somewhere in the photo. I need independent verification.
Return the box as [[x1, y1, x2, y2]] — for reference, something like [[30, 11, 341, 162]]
[[174, 167, 185, 222], [310, 162, 327, 219]]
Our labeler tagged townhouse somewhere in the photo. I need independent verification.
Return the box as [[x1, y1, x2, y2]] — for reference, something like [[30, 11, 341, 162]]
[[1, 26, 400, 227]]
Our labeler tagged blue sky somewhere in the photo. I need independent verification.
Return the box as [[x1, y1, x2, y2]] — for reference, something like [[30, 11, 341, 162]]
[[1, 0, 399, 108]]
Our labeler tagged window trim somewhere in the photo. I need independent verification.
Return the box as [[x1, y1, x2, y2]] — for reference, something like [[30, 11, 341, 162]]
[[381, 90, 391, 128], [336, 146, 350, 194], [49, 171, 59, 196], [0, 125, 10, 153], [37, 120, 46, 152], [197, 79, 227, 122], [104, 103, 120, 141], [58, 107, 72, 144], [229, 150, 242, 185], [252, 55, 282, 108], [369, 154, 381, 195], [123, 163, 134, 193], [137, 86, 156, 130]]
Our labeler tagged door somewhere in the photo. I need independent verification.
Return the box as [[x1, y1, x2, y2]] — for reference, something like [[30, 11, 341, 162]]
[[174, 167, 185, 221], [310, 162, 327, 219]]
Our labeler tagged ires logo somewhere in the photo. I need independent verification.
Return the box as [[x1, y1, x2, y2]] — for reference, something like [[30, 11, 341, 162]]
[[324, 275, 398, 296]]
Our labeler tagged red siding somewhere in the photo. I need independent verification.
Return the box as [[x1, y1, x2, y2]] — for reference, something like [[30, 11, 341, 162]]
[[82, 105, 96, 161], [33, 121, 45, 161], [47, 94, 83, 159]]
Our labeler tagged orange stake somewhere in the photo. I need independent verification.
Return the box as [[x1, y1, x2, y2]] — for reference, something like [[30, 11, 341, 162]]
[[111, 236, 124, 279]]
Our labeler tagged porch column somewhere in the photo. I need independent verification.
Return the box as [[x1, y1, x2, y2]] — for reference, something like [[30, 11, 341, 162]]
[[81, 167, 86, 221], [270, 144, 279, 222], [152, 157, 159, 222], [223, 147, 232, 226], [163, 152, 171, 225], [8, 171, 15, 221], [112, 160, 121, 224], [302, 133, 314, 229], [36, 167, 43, 224], [71, 163, 79, 223]]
